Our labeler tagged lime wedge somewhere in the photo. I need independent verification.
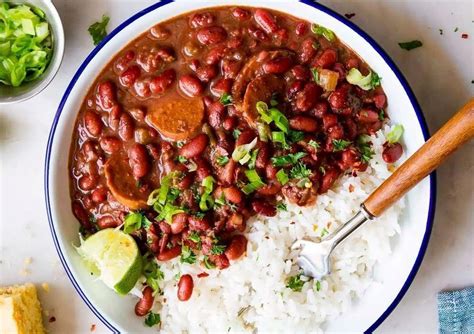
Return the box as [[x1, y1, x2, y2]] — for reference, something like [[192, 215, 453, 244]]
[[77, 228, 143, 295]]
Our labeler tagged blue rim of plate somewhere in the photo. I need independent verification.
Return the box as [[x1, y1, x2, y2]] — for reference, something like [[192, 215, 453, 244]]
[[44, 0, 436, 332]]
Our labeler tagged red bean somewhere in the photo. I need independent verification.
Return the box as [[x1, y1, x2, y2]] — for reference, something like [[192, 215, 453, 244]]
[[367, 121, 383, 134], [96, 81, 116, 110], [236, 129, 256, 146], [221, 59, 242, 79], [78, 174, 97, 191], [177, 275, 194, 301], [179, 74, 204, 97], [254, 9, 278, 33], [311, 101, 329, 118], [319, 168, 340, 193], [119, 65, 141, 88], [128, 143, 150, 178], [252, 200, 277, 217], [291, 65, 310, 81], [179, 134, 209, 158], [382, 142, 403, 163], [299, 38, 317, 64], [189, 12, 214, 28], [72, 201, 91, 228], [97, 216, 118, 229], [263, 56, 292, 74], [256, 144, 270, 170], [322, 113, 338, 131], [327, 124, 345, 140], [345, 57, 359, 70], [248, 26, 269, 41], [358, 108, 380, 123], [134, 78, 152, 98], [135, 287, 154, 316], [338, 148, 361, 170], [118, 113, 135, 141], [150, 69, 176, 94], [289, 116, 318, 132], [205, 45, 228, 65], [223, 186, 243, 204], [257, 183, 281, 196], [219, 159, 236, 185], [171, 213, 188, 234], [211, 78, 232, 96], [196, 65, 217, 82], [99, 136, 122, 155], [287, 80, 305, 99], [91, 188, 107, 203], [315, 48, 337, 69], [329, 89, 348, 110], [195, 158, 212, 181], [108, 105, 121, 131], [225, 235, 247, 260], [197, 26, 227, 45], [345, 118, 358, 140], [178, 173, 194, 191], [227, 36, 243, 49], [84, 110, 102, 137], [295, 21, 308, 36], [232, 7, 250, 21], [189, 215, 211, 231], [295, 83, 322, 112], [265, 163, 278, 180], [374, 93, 387, 109], [213, 254, 230, 269], [156, 245, 181, 261], [150, 25, 170, 40]]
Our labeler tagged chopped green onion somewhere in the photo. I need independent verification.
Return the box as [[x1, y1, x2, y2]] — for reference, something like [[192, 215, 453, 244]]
[[311, 68, 319, 83], [188, 231, 201, 243], [256, 101, 272, 123], [210, 244, 226, 255], [199, 176, 215, 211], [216, 155, 229, 166], [311, 24, 335, 42], [346, 68, 381, 90], [386, 124, 404, 144], [233, 129, 241, 139], [248, 149, 259, 170], [180, 245, 197, 264], [88, 15, 110, 46], [232, 137, 258, 164], [286, 273, 305, 292], [241, 169, 265, 194], [257, 122, 271, 142], [269, 108, 289, 133], [177, 155, 187, 164], [143, 258, 164, 293], [203, 256, 216, 269], [123, 212, 151, 234], [271, 131, 288, 149], [315, 280, 321, 292], [276, 169, 289, 185]]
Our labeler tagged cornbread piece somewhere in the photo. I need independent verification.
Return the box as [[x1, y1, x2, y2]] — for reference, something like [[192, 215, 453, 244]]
[[0, 283, 45, 334]]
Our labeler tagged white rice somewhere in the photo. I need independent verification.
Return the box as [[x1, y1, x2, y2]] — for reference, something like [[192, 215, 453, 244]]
[[149, 125, 404, 333]]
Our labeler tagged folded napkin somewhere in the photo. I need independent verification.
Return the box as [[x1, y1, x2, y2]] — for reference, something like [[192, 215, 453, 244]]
[[438, 287, 474, 334]]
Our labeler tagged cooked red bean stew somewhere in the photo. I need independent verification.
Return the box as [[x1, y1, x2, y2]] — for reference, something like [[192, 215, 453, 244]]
[[69, 6, 402, 307]]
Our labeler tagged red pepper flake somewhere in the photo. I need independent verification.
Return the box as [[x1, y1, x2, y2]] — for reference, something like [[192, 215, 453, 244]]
[[48, 316, 56, 323], [462, 33, 468, 39], [197, 272, 209, 278], [344, 13, 356, 19], [90, 324, 96, 332]]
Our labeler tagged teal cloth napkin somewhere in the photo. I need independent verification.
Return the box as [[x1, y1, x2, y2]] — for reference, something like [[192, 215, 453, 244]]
[[438, 287, 474, 334]]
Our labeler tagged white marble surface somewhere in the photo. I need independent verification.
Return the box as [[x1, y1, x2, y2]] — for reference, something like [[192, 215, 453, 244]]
[[0, 0, 472, 333]]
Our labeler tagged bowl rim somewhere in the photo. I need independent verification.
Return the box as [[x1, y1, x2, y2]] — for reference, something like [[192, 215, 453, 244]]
[[0, 0, 65, 104], [44, 0, 436, 332]]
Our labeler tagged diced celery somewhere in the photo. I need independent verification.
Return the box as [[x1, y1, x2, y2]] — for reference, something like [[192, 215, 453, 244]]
[[21, 18, 35, 35]]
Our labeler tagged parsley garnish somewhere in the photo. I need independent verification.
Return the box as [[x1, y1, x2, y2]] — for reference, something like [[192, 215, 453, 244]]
[[289, 162, 311, 180], [216, 155, 229, 166], [203, 256, 216, 269], [315, 280, 321, 292], [271, 152, 307, 167], [144, 312, 161, 327], [286, 273, 305, 292], [188, 231, 201, 243], [177, 155, 187, 164], [276, 202, 287, 211], [378, 109, 385, 121], [210, 244, 226, 255], [287, 130, 305, 144], [233, 129, 241, 139], [311, 24, 335, 42], [332, 139, 351, 152], [311, 68, 319, 83], [220, 93, 233, 106], [398, 40, 423, 51], [370, 72, 381, 88], [123, 212, 151, 234], [320, 227, 329, 237], [308, 140, 320, 149], [143, 258, 164, 293], [88, 15, 110, 46], [180, 245, 197, 264], [357, 136, 374, 164]]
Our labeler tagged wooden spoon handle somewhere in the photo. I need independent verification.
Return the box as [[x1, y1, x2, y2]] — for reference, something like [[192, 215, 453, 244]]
[[363, 99, 474, 217]]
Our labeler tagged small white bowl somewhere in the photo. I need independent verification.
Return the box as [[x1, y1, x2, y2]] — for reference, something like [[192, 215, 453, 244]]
[[0, 0, 65, 104], [45, 0, 435, 332]]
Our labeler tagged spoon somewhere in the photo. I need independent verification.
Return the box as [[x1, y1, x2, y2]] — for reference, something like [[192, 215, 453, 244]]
[[292, 99, 474, 279]]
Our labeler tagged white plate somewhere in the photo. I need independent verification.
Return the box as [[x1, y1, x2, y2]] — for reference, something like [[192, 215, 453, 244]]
[[45, 1, 436, 332]]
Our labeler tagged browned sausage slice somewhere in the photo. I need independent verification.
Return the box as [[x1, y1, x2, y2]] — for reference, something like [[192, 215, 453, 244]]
[[147, 95, 204, 141], [241, 74, 285, 126], [104, 155, 149, 210]]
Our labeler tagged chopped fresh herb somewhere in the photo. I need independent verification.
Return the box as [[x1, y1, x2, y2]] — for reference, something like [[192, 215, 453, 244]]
[[312, 41, 320, 50], [311, 24, 335, 42], [123, 212, 151, 234], [232, 138, 258, 165], [319, 166, 326, 175], [220, 92, 233, 106], [346, 68, 381, 90], [271, 152, 307, 167], [320, 227, 329, 237], [233, 129, 241, 139], [271, 131, 288, 149], [289, 162, 311, 180], [176, 141, 185, 148], [387, 124, 404, 144], [454, 27, 459, 32], [276, 201, 287, 211], [357, 136, 374, 164], [143, 258, 164, 293], [311, 68, 319, 83], [241, 169, 266, 194], [288, 130, 305, 144], [439, 29, 443, 35], [203, 256, 216, 269], [332, 139, 351, 152], [379, 109, 385, 121], [188, 231, 201, 243], [286, 273, 305, 292], [308, 140, 320, 150], [276, 169, 289, 185], [216, 155, 229, 166], [177, 155, 187, 164], [398, 40, 423, 51], [247, 148, 259, 170], [210, 244, 226, 255], [199, 176, 215, 211], [180, 245, 197, 264], [144, 312, 161, 327], [315, 280, 321, 292], [88, 15, 110, 46], [194, 211, 206, 219]]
